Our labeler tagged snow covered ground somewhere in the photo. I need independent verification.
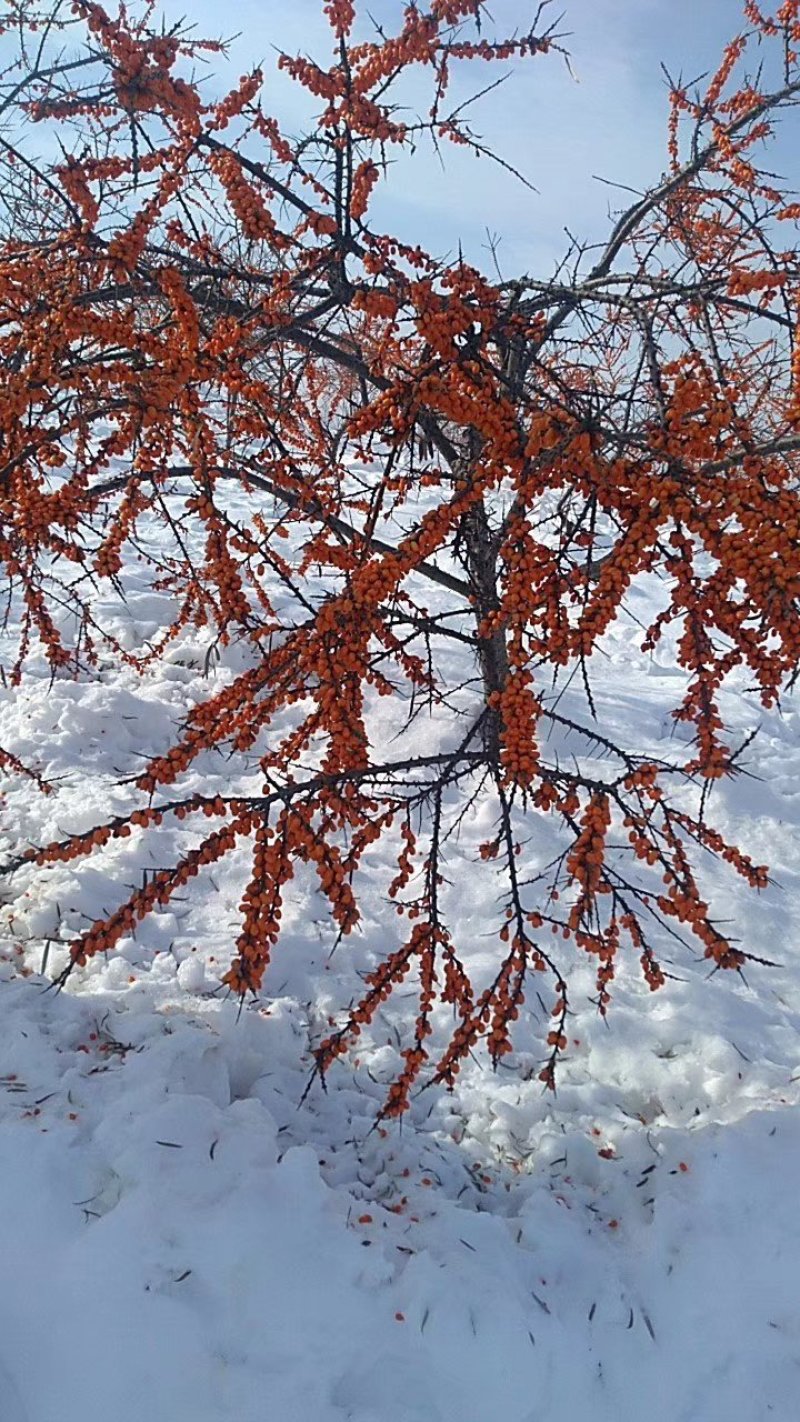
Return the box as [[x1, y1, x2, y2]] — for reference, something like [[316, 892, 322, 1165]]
[[1, 533, 800, 1421]]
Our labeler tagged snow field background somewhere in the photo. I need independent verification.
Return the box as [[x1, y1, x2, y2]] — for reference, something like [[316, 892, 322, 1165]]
[[0, 513, 799, 1420]]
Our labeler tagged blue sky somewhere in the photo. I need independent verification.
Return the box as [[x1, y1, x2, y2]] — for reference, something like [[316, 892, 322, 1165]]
[[180, 1, 795, 276]]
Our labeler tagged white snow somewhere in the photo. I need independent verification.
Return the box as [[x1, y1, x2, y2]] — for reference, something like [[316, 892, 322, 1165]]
[[1, 521, 800, 1422]]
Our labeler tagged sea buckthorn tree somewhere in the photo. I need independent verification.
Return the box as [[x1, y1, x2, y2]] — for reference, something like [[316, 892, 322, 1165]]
[[1, 0, 800, 1113]]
